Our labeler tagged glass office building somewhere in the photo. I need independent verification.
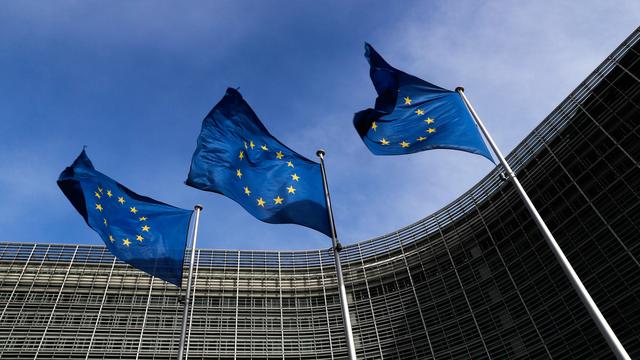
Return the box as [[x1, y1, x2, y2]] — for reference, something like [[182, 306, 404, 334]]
[[1, 28, 639, 360]]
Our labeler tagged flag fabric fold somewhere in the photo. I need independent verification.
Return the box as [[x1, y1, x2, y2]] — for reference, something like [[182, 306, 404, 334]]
[[353, 43, 494, 162], [58, 150, 193, 286], [186, 88, 331, 237]]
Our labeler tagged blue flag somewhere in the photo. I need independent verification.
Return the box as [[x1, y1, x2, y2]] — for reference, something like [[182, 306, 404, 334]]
[[58, 150, 193, 286], [354, 43, 494, 162], [186, 88, 331, 237]]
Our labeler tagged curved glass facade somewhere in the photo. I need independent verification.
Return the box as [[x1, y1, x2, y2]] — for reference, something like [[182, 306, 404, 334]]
[[1, 28, 640, 360]]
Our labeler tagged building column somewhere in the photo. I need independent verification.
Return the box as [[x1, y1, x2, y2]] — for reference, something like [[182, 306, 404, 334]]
[[135, 276, 155, 360], [34, 245, 79, 359], [185, 249, 200, 360], [318, 249, 335, 360], [396, 233, 435, 359], [355, 243, 384, 359], [85, 256, 117, 359], [278, 252, 285, 360], [435, 212, 490, 357], [233, 251, 241, 360]]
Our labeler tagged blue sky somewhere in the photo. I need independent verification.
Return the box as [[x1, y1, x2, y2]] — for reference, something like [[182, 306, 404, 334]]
[[1, 1, 638, 250]]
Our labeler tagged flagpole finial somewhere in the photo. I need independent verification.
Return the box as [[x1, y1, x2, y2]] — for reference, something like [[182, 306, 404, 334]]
[[316, 149, 326, 159], [455, 86, 464, 93], [194, 204, 204, 211]]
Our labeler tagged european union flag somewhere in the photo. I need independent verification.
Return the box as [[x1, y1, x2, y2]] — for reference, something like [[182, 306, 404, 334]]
[[186, 88, 331, 237], [58, 150, 193, 287], [354, 43, 494, 162]]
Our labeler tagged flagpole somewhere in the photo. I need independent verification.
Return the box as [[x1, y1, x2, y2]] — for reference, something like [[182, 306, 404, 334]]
[[316, 150, 357, 360], [456, 87, 630, 360], [178, 204, 203, 360]]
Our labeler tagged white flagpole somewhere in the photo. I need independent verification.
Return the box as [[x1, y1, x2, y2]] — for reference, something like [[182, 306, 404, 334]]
[[456, 87, 630, 360], [316, 150, 358, 360], [178, 204, 203, 360]]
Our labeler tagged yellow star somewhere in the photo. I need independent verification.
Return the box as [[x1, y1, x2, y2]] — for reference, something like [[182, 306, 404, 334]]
[[276, 151, 284, 159], [118, 197, 125, 204], [380, 138, 390, 145], [371, 122, 378, 131], [287, 185, 296, 194], [103, 218, 108, 226], [109, 234, 115, 242], [130, 207, 138, 214], [287, 161, 294, 168], [141, 225, 150, 232], [244, 187, 251, 196], [95, 204, 103, 212], [106, 190, 113, 197], [249, 140, 255, 149], [417, 136, 427, 142], [94, 191, 101, 199], [139, 216, 147, 221], [427, 128, 436, 134], [236, 169, 243, 178], [239, 151, 245, 160], [123, 238, 131, 247], [136, 235, 144, 242], [415, 109, 425, 115], [400, 141, 410, 148], [274, 196, 283, 205], [425, 117, 434, 124], [404, 96, 412, 105], [257, 197, 266, 207], [291, 174, 300, 181], [98, 187, 103, 194], [261, 144, 268, 151]]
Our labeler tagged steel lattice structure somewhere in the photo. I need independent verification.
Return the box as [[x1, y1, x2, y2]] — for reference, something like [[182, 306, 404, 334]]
[[1, 27, 640, 360]]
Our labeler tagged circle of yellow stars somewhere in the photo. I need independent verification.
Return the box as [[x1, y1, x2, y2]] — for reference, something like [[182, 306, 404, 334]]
[[371, 95, 437, 149], [236, 140, 299, 208], [93, 186, 151, 248]]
